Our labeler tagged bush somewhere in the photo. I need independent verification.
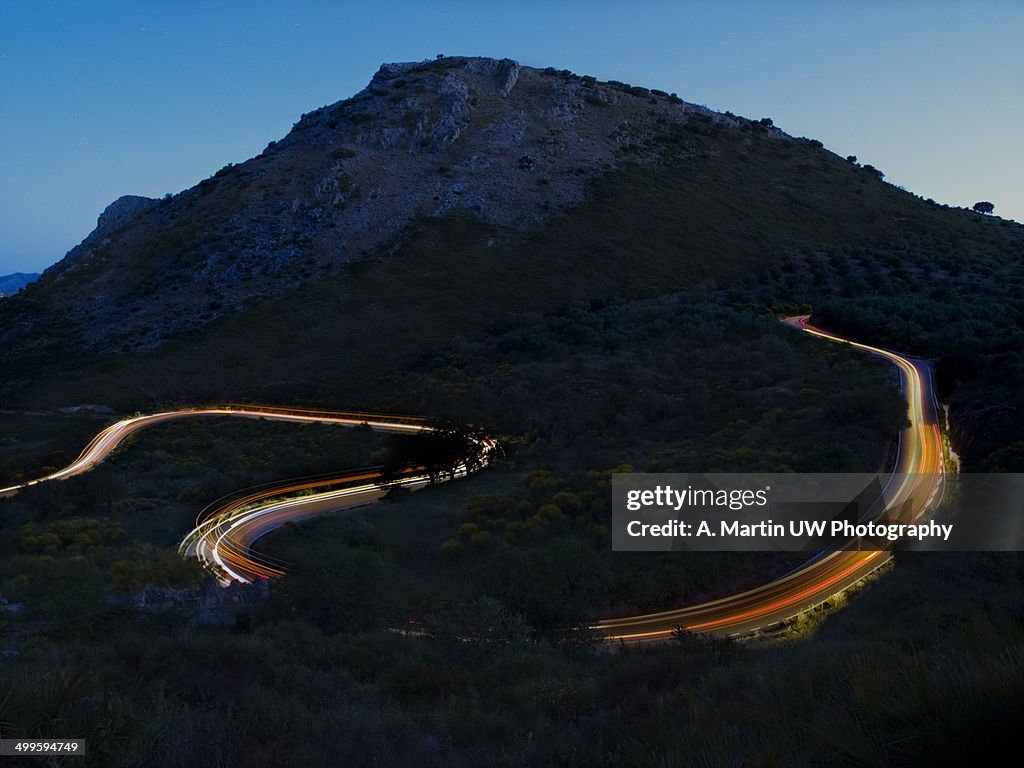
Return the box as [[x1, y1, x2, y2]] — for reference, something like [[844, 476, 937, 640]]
[[862, 164, 885, 180]]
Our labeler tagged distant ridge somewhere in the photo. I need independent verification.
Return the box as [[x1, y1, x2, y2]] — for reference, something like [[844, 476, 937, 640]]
[[0, 272, 39, 297]]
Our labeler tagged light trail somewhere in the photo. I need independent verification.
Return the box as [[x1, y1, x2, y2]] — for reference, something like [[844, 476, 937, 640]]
[[0, 406, 426, 497], [2, 317, 943, 640], [1, 406, 496, 584], [595, 316, 945, 641]]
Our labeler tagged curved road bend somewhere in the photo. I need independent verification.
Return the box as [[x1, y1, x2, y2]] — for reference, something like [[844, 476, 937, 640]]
[[180, 461, 485, 583], [0, 406, 428, 499], [0, 405, 491, 584], [0, 406, 432, 502], [595, 316, 945, 641]]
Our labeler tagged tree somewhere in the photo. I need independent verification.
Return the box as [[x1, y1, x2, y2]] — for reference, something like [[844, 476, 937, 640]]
[[862, 164, 885, 180], [846, 155, 858, 164], [380, 423, 492, 485], [972, 201, 995, 215]]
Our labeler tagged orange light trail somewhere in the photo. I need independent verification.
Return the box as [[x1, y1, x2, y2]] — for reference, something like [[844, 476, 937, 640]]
[[2, 316, 943, 641], [595, 316, 945, 641], [1, 406, 496, 584]]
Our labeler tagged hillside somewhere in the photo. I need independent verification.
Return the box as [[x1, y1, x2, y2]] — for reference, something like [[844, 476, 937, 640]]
[[0, 56, 1021, 466]]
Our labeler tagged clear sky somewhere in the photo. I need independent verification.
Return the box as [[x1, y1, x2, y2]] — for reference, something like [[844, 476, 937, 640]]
[[1, 1, 1021, 274]]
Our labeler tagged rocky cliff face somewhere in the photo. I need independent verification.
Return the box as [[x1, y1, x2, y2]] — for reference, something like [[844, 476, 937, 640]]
[[58, 195, 159, 269], [10, 56, 779, 352]]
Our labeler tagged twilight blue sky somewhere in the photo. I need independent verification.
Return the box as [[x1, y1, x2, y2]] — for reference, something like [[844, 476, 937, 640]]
[[1, 1, 1021, 274]]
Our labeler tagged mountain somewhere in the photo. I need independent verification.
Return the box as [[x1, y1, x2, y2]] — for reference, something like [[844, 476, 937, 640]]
[[2, 57, 971, 351], [14, 55, 784, 352], [0, 272, 39, 297], [0, 56, 1020, 468]]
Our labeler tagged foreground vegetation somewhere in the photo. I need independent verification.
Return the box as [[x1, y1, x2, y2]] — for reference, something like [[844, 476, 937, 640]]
[[4, 285, 1022, 765], [2, 549, 1019, 767]]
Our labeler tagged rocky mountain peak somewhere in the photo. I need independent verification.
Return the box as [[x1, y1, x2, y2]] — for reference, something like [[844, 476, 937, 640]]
[[370, 56, 522, 98], [9, 56, 786, 352]]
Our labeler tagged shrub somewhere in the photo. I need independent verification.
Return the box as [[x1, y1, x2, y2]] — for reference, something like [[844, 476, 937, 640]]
[[862, 164, 885, 180]]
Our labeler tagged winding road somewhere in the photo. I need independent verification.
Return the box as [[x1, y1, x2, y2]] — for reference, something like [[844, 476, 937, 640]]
[[596, 316, 945, 640], [0, 406, 471, 583], [1, 318, 944, 640]]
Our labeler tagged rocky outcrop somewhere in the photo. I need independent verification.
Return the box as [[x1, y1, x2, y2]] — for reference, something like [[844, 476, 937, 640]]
[[465, 57, 521, 96], [52, 194, 158, 274], [131, 576, 269, 624], [96, 195, 158, 237], [434, 73, 472, 144]]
